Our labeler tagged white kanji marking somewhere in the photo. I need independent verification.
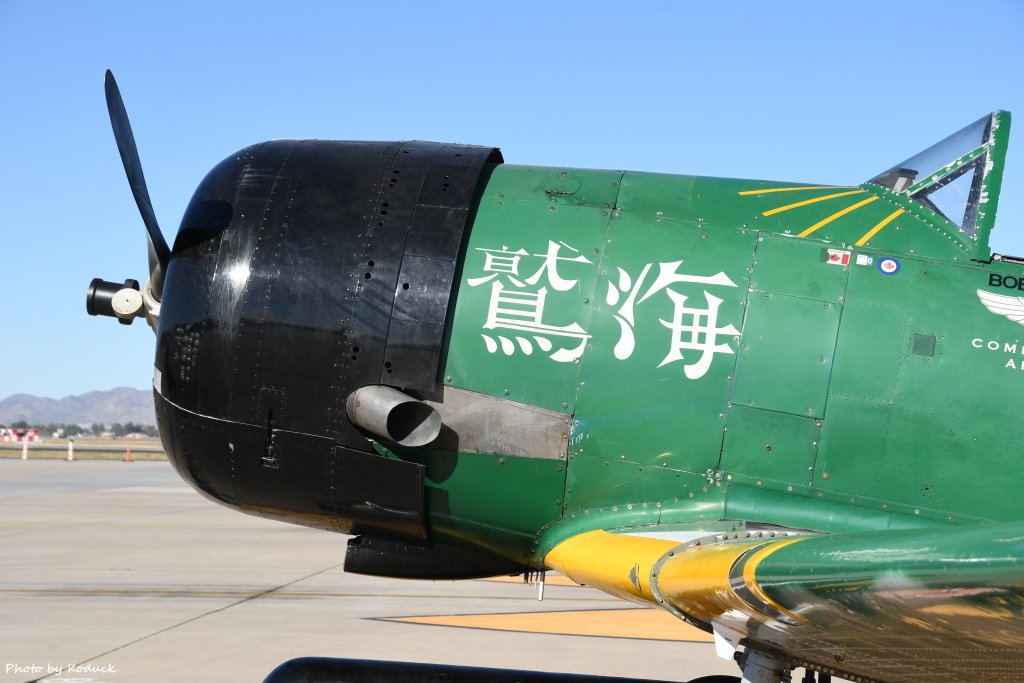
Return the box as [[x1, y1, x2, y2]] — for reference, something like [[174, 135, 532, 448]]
[[658, 290, 740, 379], [468, 241, 592, 363], [607, 261, 737, 363], [467, 246, 529, 287], [524, 240, 592, 291], [481, 283, 590, 337]]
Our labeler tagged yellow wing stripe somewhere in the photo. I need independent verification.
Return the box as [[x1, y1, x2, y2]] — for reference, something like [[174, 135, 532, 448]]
[[737, 185, 848, 196], [796, 196, 880, 238], [653, 538, 768, 620], [762, 189, 866, 216], [854, 208, 905, 246], [544, 530, 676, 604], [545, 530, 818, 631], [740, 537, 808, 622]]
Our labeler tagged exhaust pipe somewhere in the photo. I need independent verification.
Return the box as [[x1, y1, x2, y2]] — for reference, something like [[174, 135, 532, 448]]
[[346, 386, 442, 447]]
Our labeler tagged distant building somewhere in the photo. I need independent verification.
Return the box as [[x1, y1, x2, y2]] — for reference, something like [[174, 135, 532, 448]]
[[0, 428, 41, 442]]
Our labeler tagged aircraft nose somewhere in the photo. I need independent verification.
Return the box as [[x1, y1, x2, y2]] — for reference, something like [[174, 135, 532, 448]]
[[151, 139, 501, 541]]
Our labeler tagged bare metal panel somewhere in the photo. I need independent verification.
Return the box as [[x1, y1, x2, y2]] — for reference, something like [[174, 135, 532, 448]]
[[410, 386, 570, 460]]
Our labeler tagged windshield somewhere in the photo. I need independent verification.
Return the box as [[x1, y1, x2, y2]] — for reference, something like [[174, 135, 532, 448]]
[[867, 114, 995, 235]]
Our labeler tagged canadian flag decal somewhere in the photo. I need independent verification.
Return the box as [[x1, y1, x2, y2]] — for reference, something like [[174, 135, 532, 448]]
[[822, 248, 851, 266]]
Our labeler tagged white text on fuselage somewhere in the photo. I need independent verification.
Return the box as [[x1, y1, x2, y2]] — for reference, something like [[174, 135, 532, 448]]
[[971, 338, 1024, 369], [467, 240, 740, 379]]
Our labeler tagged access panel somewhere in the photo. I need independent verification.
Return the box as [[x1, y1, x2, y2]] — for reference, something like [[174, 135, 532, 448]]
[[721, 405, 820, 486], [731, 292, 841, 418]]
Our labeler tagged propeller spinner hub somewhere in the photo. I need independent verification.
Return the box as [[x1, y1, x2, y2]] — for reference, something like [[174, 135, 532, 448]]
[[88, 70, 170, 331]]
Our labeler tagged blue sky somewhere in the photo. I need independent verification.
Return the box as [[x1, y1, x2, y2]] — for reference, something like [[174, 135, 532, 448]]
[[1, 1, 1022, 398]]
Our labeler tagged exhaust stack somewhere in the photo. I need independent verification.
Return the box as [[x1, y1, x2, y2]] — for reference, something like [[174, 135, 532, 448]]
[[346, 386, 442, 447]]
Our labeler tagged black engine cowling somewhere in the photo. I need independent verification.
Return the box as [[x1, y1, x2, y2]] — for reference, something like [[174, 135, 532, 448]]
[[154, 140, 501, 543]]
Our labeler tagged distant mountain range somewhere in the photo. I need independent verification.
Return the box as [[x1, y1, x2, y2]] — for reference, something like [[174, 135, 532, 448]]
[[0, 387, 155, 426]]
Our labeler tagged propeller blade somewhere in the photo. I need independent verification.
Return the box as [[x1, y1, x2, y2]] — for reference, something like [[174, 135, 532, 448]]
[[104, 70, 170, 300]]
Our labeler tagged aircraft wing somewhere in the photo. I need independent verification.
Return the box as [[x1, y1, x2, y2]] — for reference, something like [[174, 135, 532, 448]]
[[545, 521, 1024, 682]]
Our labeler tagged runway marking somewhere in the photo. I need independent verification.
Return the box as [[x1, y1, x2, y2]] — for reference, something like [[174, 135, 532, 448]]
[[382, 607, 714, 642], [53, 561, 347, 677], [0, 522, 300, 531], [0, 587, 618, 602]]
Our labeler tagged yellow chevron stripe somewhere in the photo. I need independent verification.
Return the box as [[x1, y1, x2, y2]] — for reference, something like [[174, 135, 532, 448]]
[[797, 196, 880, 238], [653, 539, 767, 621], [741, 538, 808, 622], [855, 208, 905, 246], [738, 185, 848, 196], [763, 189, 866, 216]]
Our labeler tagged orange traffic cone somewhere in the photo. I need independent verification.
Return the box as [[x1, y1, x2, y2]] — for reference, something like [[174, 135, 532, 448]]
[[125, 447, 133, 463]]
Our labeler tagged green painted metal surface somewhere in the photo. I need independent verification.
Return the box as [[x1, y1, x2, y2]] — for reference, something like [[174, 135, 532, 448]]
[[757, 521, 1024, 595], [721, 406, 819, 486], [442, 165, 619, 412], [731, 293, 841, 418], [378, 444, 566, 563], [749, 233, 849, 302], [349, 110, 1024, 683], [573, 201, 754, 464], [565, 454, 708, 511], [814, 252, 1024, 522], [535, 483, 728, 558], [975, 111, 1012, 258], [389, 111, 1023, 572], [565, 173, 756, 515], [725, 521, 1024, 682], [828, 302, 907, 401]]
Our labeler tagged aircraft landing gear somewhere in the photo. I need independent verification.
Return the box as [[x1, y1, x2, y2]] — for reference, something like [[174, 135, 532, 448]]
[[729, 649, 831, 683], [801, 672, 830, 683], [735, 649, 792, 683]]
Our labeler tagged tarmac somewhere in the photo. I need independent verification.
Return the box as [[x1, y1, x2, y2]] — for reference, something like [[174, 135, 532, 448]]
[[0, 459, 746, 683]]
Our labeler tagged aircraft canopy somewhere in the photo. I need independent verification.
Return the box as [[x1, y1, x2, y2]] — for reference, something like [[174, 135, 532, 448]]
[[867, 111, 1009, 251]]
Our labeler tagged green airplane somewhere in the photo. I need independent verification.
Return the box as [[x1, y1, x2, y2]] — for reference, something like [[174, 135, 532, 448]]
[[90, 72, 1019, 682]]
